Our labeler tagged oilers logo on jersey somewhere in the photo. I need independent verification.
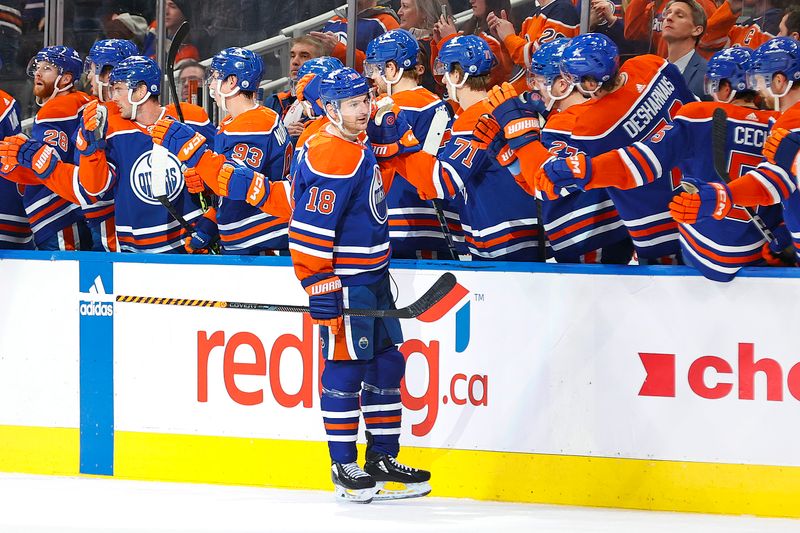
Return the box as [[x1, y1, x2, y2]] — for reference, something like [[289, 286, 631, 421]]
[[369, 166, 388, 224], [130, 149, 185, 205]]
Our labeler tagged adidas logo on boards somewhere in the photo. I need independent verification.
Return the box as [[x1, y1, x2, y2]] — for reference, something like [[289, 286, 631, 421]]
[[80, 275, 113, 316]]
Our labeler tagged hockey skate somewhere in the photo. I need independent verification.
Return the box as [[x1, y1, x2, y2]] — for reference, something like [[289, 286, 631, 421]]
[[331, 462, 378, 504], [364, 432, 431, 501]]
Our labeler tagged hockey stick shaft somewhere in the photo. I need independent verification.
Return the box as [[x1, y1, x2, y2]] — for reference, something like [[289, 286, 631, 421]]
[[431, 200, 459, 260], [423, 108, 459, 260], [709, 107, 774, 242], [681, 108, 774, 242], [160, 21, 219, 251], [116, 272, 458, 319], [166, 21, 189, 123]]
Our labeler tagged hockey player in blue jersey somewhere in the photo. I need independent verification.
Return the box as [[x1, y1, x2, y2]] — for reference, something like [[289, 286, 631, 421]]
[[290, 67, 430, 503], [0, 89, 34, 249], [0, 46, 92, 251], [1, 55, 215, 253], [385, 35, 546, 261], [474, 38, 633, 264], [502, 33, 698, 263], [77, 38, 139, 251], [364, 28, 463, 260], [671, 37, 800, 262], [152, 47, 294, 255], [538, 46, 787, 280]]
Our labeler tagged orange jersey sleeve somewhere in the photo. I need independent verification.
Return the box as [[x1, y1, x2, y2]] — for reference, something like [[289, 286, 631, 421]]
[[699, 2, 737, 53], [503, 12, 579, 68], [332, 41, 366, 73]]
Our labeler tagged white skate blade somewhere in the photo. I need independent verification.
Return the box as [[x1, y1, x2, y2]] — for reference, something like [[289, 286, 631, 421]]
[[372, 481, 432, 501], [333, 484, 377, 504]]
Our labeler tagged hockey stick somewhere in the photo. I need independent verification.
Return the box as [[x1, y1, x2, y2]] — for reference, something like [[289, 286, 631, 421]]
[[116, 272, 458, 319], [682, 107, 775, 242], [155, 21, 219, 252], [166, 21, 190, 123], [423, 107, 459, 260]]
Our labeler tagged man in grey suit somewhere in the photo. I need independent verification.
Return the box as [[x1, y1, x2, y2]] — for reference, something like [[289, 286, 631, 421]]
[[662, 0, 708, 100]]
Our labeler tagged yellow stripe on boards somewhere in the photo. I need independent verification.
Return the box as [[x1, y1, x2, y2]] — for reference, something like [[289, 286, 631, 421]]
[[113, 431, 800, 518], [0, 425, 79, 475]]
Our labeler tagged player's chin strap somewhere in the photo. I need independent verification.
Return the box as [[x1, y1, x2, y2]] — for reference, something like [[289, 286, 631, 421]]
[[712, 89, 736, 104], [769, 80, 794, 110], [381, 68, 404, 97], [214, 78, 241, 113], [324, 101, 363, 141], [444, 71, 469, 106], [36, 74, 75, 107], [544, 82, 573, 111], [127, 87, 151, 122], [96, 78, 110, 103]]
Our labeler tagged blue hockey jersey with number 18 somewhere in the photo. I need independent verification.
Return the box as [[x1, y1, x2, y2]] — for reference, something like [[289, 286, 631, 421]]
[[289, 128, 390, 286], [570, 55, 697, 260]]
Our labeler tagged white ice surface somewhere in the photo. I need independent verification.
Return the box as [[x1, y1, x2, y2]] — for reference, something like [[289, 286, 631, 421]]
[[0, 473, 797, 533]]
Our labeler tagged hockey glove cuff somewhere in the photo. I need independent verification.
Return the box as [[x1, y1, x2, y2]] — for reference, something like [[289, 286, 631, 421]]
[[301, 273, 344, 335], [151, 118, 208, 168]]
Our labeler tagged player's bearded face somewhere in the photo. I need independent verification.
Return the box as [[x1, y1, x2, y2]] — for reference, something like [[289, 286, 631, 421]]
[[336, 94, 372, 134], [31, 61, 60, 99]]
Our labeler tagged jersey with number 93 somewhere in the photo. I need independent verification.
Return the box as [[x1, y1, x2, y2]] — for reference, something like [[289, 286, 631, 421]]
[[213, 105, 293, 253], [289, 129, 391, 286]]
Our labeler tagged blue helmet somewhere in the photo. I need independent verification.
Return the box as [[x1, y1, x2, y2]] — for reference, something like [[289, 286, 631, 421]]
[[434, 35, 496, 77], [319, 67, 370, 104], [85, 39, 139, 75], [296, 56, 344, 79], [27, 46, 83, 81], [364, 29, 420, 78], [300, 74, 327, 117], [560, 33, 619, 88], [705, 47, 752, 98], [296, 57, 344, 117], [529, 38, 571, 87], [208, 47, 264, 91], [110, 55, 162, 95], [748, 37, 800, 98]]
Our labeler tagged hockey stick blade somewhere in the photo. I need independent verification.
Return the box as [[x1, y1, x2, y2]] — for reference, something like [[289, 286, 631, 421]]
[[116, 272, 459, 319]]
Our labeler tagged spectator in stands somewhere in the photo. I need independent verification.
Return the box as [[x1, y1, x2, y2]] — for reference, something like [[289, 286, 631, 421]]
[[700, 0, 785, 57], [194, 1, 272, 59], [323, 0, 400, 50], [0, 1, 22, 77], [624, 0, 716, 58], [588, 0, 646, 60], [778, 6, 799, 39], [103, 12, 148, 45], [486, 0, 579, 91], [265, 36, 324, 123], [662, 0, 708, 99], [433, 0, 513, 90], [310, 0, 400, 65], [178, 60, 205, 104], [397, 0, 452, 93], [143, 0, 199, 67]]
